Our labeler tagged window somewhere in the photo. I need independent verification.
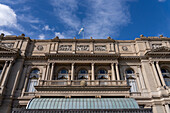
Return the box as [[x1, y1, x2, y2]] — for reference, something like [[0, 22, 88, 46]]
[[126, 69, 138, 92], [161, 68, 170, 86], [97, 69, 108, 80], [26, 69, 39, 92], [0, 66, 3, 76], [78, 69, 88, 80], [57, 69, 68, 80]]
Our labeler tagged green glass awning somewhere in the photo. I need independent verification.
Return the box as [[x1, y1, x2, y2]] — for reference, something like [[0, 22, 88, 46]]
[[27, 98, 139, 109]]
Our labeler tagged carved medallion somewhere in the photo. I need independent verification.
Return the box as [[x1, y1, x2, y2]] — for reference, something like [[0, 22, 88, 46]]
[[122, 46, 128, 51], [59, 45, 72, 51], [95, 45, 106, 51], [77, 45, 89, 51], [37, 45, 43, 51]]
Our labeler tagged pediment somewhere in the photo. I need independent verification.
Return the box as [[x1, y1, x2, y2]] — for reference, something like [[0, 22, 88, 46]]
[[0, 44, 18, 54]]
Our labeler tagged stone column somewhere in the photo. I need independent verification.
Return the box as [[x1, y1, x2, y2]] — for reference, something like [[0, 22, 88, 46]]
[[50, 63, 55, 80], [1, 61, 13, 87], [136, 74, 141, 92], [111, 63, 116, 80], [115, 63, 120, 80], [18, 65, 28, 90], [156, 62, 166, 86], [150, 62, 161, 87], [0, 61, 8, 84], [71, 63, 74, 80], [165, 104, 170, 113], [45, 63, 50, 80], [91, 63, 95, 80], [21, 72, 29, 97], [137, 66, 146, 89]]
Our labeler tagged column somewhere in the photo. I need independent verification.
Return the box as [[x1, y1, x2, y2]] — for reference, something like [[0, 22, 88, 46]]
[[21, 72, 29, 97], [156, 62, 166, 86], [150, 62, 161, 87], [45, 63, 50, 80], [111, 63, 116, 80], [136, 74, 141, 92], [71, 63, 74, 80], [18, 65, 28, 90], [91, 63, 95, 80], [165, 104, 170, 113], [115, 63, 120, 80], [1, 61, 13, 87], [137, 66, 146, 89], [0, 61, 8, 84], [49, 63, 55, 80]]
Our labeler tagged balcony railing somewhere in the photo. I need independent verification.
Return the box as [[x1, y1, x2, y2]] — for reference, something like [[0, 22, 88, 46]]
[[38, 80, 127, 87]]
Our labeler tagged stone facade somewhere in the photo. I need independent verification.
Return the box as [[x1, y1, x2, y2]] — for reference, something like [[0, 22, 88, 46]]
[[0, 34, 170, 113]]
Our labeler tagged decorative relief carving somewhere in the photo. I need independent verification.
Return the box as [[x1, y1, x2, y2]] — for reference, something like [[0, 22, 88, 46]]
[[95, 45, 106, 51], [37, 45, 43, 51], [122, 46, 128, 51], [59, 45, 72, 51], [77, 45, 89, 51], [152, 44, 162, 49], [2, 43, 14, 48]]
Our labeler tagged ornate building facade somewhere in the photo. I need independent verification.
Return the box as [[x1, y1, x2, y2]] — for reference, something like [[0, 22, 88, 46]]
[[0, 34, 169, 113]]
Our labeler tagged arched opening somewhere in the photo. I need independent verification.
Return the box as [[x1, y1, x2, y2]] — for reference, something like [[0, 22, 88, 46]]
[[161, 68, 170, 86], [26, 69, 40, 92], [78, 69, 88, 80], [57, 69, 68, 80], [97, 69, 108, 80], [126, 69, 138, 92]]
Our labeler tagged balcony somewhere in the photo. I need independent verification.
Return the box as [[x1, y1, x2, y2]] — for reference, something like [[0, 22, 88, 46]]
[[35, 80, 130, 93]]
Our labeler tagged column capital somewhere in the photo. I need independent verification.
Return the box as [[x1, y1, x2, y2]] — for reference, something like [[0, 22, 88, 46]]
[[52, 63, 55, 66], [72, 62, 75, 66], [91, 63, 95, 66], [111, 63, 114, 66]]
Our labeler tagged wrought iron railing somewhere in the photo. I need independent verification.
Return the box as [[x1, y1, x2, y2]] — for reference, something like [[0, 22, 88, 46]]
[[38, 80, 127, 86]]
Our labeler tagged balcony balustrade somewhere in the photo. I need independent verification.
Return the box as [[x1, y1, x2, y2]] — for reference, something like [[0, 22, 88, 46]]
[[38, 80, 127, 87]]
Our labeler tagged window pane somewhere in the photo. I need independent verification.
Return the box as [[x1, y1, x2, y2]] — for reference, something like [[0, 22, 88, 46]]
[[60, 69, 68, 74], [161, 69, 167, 73], [79, 70, 88, 74], [98, 70, 107, 74], [126, 70, 134, 74], [128, 79, 137, 92], [27, 79, 38, 92], [31, 69, 40, 74]]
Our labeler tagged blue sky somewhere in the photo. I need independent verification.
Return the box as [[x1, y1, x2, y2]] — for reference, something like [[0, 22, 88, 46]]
[[0, 0, 169, 40]]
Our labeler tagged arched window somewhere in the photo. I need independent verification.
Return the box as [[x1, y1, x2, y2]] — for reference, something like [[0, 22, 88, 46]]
[[26, 69, 39, 92], [126, 69, 138, 92], [78, 69, 88, 80], [161, 68, 170, 86], [57, 69, 68, 80], [0, 66, 3, 76], [97, 69, 108, 80]]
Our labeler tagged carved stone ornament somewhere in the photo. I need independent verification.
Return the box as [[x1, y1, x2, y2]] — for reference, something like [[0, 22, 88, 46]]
[[95, 45, 106, 51], [152, 44, 162, 49], [77, 45, 89, 51], [37, 45, 43, 51], [59, 45, 72, 51], [2, 43, 14, 48], [122, 46, 128, 51]]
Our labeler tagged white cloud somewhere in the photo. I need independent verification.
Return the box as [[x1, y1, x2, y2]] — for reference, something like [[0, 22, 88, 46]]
[[83, 0, 130, 38], [42, 25, 54, 31], [51, 0, 80, 30], [18, 14, 41, 23], [0, 0, 27, 4], [55, 32, 65, 39], [0, 30, 12, 35], [38, 34, 45, 40], [158, 0, 166, 2], [51, 0, 130, 39], [0, 4, 17, 27]]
